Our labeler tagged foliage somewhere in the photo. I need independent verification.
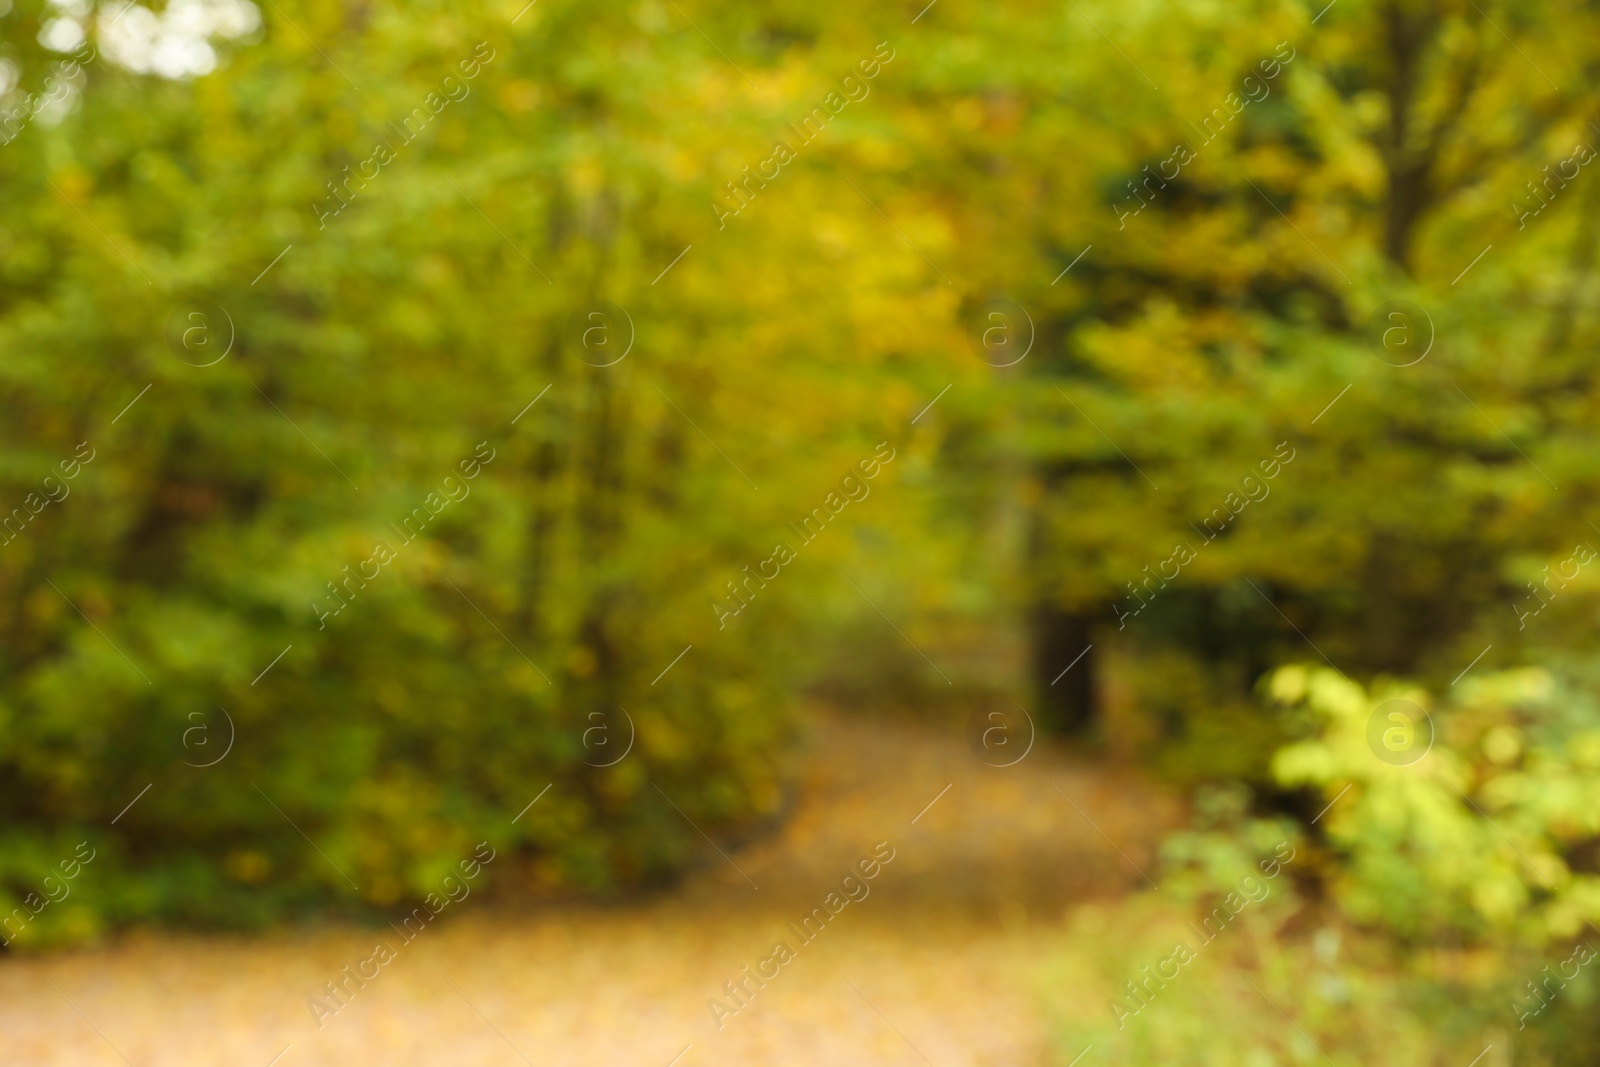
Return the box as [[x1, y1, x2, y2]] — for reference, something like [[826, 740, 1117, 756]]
[[1061, 661, 1600, 1065], [1045, 896, 1466, 1067], [903, 0, 1600, 734], [1268, 663, 1600, 947], [0, 0, 941, 943], [1274, 661, 1600, 1064]]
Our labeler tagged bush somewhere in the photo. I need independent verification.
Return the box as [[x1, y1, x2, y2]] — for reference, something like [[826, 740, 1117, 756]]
[[1052, 661, 1600, 1065]]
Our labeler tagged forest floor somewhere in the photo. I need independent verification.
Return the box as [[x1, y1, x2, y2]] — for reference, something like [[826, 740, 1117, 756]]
[[0, 709, 1179, 1066]]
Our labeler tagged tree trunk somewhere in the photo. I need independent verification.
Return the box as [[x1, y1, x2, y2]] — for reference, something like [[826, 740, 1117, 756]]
[[1381, 1, 1435, 272], [1031, 603, 1097, 736]]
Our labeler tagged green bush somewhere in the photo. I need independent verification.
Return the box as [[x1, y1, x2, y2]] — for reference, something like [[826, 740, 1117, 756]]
[[1055, 661, 1600, 1064], [0, 0, 923, 944]]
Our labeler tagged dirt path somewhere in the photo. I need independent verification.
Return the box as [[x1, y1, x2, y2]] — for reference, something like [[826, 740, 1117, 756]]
[[0, 711, 1177, 1066]]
